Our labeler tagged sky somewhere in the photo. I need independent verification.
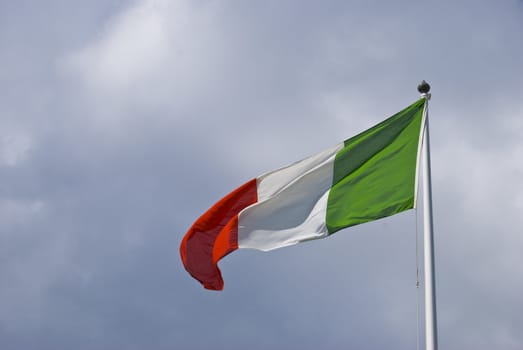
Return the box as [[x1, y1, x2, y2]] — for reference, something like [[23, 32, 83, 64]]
[[1, 0, 522, 349]]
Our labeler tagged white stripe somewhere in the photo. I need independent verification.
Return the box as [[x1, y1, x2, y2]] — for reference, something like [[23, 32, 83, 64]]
[[237, 142, 344, 251]]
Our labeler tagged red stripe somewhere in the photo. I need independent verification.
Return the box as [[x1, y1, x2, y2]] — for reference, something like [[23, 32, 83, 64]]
[[180, 179, 258, 290]]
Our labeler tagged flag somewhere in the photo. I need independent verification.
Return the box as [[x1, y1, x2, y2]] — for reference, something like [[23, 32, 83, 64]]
[[180, 98, 426, 290]]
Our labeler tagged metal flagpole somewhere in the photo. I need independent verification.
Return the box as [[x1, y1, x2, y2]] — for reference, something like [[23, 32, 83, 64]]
[[417, 80, 438, 350]]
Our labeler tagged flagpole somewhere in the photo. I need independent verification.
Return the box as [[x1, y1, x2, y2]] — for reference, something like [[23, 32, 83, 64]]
[[418, 80, 438, 350]]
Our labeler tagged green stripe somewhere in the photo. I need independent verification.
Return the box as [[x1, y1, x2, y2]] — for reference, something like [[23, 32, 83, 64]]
[[326, 99, 425, 234]]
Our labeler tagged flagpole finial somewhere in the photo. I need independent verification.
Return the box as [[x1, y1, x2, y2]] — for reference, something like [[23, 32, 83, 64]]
[[417, 80, 430, 94]]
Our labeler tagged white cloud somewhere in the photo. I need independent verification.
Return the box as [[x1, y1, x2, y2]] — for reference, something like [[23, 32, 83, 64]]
[[0, 128, 32, 167], [62, 0, 223, 116], [0, 199, 45, 229], [65, 0, 172, 92]]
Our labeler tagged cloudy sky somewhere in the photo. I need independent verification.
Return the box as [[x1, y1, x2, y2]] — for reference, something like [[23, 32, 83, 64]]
[[1, 0, 522, 349]]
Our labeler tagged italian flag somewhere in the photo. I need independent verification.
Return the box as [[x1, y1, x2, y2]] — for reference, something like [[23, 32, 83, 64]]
[[181, 99, 426, 290]]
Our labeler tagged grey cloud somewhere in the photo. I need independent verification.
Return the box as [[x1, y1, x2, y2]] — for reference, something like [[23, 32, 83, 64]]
[[1, 0, 522, 349]]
